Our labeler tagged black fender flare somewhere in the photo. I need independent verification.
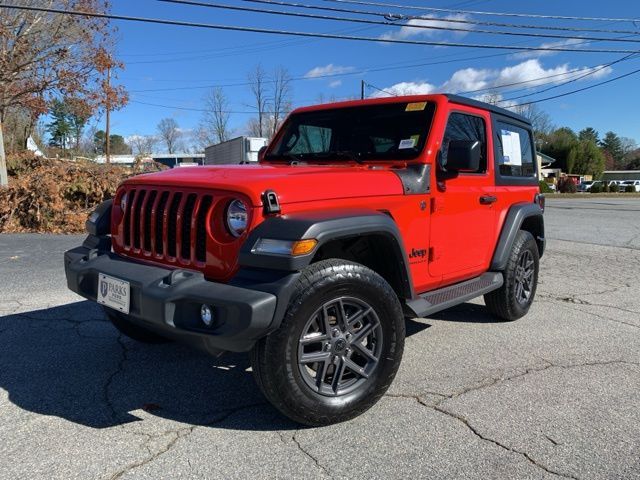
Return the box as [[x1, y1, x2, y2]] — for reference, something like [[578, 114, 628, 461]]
[[239, 209, 415, 299], [490, 202, 545, 271]]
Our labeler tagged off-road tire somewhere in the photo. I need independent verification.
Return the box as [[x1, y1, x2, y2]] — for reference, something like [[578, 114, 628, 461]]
[[250, 259, 405, 426], [103, 307, 170, 344], [484, 230, 539, 321]]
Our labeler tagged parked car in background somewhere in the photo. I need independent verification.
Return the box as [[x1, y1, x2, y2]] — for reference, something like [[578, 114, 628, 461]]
[[619, 180, 640, 192], [577, 181, 594, 192]]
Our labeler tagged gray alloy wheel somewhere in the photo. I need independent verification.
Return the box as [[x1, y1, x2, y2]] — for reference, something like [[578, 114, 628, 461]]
[[250, 259, 405, 426], [297, 296, 383, 397], [514, 249, 535, 306], [484, 229, 539, 321]]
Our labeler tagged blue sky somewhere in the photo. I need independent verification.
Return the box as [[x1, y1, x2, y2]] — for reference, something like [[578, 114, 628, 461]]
[[105, 0, 640, 150]]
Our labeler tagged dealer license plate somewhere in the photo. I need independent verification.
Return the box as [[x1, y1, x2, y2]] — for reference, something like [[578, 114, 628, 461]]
[[97, 273, 130, 314]]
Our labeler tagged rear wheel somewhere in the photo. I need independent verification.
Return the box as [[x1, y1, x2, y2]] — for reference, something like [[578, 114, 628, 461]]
[[103, 307, 170, 344], [484, 230, 539, 321], [250, 259, 405, 426]]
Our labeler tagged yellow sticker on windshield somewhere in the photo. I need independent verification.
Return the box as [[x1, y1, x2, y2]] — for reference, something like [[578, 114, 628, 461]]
[[405, 102, 427, 111]]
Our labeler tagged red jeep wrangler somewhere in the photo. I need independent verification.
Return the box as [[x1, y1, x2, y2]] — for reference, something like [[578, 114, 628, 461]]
[[65, 94, 545, 425]]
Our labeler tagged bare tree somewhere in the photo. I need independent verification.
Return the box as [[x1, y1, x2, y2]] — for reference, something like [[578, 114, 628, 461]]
[[0, 1, 126, 186], [129, 134, 157, 156], [513, 103, 554, 137], [248, 64, 269, 138], [197, 87, 231, 148], [270, 66, 292, 137], [157, 118, 181, 154]]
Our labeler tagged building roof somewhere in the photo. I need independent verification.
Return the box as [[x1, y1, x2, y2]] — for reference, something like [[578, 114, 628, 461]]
[[151, 153, 204, 159]]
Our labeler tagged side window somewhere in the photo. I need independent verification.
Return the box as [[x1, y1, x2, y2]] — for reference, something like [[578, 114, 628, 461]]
[[442, 112, 487, 173], [496, 122, 535, 178]]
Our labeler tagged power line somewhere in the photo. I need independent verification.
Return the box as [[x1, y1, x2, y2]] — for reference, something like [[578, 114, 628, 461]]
[[2, 4, 639, 55], [323, 0, 640, 24], [511, 66, 640, 107], [158, 0, 640, 44], [131, 99, 267, 113], [499, 53, 639, 103], [363, 82, 395, 96], [243, 0, 640, 36]]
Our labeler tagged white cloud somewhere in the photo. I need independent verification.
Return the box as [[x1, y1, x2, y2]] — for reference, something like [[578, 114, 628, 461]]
[[380, 14, 471, 41], [495, 59, 611, 89], [304, 64, 355, 79], [442, 67, 492, 93], [369, 59, 613, 100], [329, 80, 342, 88], [370, 81, 438, 98], [512, 39, 590, 60]]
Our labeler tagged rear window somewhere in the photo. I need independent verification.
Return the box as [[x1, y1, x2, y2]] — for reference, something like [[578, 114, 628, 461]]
[[496, 122, 536, 178], [266, 102, 436, 162]]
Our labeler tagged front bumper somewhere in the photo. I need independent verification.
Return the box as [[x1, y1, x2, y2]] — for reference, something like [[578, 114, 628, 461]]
[[64, 236, 297, 354]]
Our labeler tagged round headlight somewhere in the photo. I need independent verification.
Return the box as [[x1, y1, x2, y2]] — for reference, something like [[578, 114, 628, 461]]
[[226, 199, 248, 237], [119, 192, 128, 211]]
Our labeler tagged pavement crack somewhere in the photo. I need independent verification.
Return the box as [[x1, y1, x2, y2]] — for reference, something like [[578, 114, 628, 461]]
[[103, 335, 129, 422], [107, 402, 268, 479], [292, 430, 332, 478], [432, 404, 579, 480], [545, 435, 560, 446], [385, 359, 640, 480]]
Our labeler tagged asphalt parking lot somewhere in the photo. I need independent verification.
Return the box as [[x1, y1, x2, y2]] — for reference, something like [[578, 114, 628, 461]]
[[1, 197, 639, 480]]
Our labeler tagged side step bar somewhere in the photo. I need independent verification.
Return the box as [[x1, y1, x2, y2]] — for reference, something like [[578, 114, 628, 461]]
[[405, 272, 503, 318]]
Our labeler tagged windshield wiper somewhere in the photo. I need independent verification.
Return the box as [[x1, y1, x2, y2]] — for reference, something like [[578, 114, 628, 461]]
[[315, 150, 365, 164]]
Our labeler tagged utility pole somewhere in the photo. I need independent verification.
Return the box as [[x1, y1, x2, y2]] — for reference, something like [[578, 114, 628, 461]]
[[0, 119, 7, 187], [105, 65, 111, 163], [361, 80, 365, 100]]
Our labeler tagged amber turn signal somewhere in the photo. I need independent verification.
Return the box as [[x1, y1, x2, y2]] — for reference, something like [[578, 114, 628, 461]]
[[291, 239, 318, 256]]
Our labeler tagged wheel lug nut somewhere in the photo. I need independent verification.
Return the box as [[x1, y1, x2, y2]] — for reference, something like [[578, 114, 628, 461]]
[[332, 328, 340, 337]]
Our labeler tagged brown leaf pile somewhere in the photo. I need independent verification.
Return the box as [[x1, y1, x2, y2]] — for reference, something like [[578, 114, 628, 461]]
[[0, 155, 133, 233]]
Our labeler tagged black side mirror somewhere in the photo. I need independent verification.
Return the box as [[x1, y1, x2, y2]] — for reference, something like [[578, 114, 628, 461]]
[[258, 145, 267, 162], [442, 140, 481, 173]]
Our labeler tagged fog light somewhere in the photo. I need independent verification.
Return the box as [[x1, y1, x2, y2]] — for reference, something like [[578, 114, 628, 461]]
[[200, 304, 214, 327]]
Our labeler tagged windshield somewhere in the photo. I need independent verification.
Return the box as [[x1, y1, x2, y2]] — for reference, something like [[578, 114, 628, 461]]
[[265, 101, 436, 162]]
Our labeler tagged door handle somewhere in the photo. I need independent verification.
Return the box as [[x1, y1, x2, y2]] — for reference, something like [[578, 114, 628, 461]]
[[479, 195, 497, 205]]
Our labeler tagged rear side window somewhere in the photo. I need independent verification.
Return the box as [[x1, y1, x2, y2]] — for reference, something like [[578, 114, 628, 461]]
[[496, 122, 535, 178], [442, 113, 487, 173]]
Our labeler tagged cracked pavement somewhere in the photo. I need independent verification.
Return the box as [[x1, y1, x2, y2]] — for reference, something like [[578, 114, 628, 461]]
[[1, 197, 639, 479]]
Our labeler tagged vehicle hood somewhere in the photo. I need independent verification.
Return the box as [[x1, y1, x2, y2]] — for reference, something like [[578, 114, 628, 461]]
[[124, 164, 405, 206]]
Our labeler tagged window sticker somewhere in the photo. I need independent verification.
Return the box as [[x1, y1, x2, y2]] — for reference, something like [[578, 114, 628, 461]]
[[405, 102, 427, 112], [399, 138, 416, 149], [500, 129, 522, 166], [410, 134, 421, 145]]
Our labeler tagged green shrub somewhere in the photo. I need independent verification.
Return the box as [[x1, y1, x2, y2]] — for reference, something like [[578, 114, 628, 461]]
[[625, 185, 635, 193], [590, 183, 602, 193], [557, 177, 577, 193], [602, 182, 610, 193], [539, 181, 554, 193], [609, 183, 620, 193]]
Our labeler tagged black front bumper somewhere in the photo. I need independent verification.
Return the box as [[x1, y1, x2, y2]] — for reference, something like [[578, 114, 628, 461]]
[[64, 236, 298, 354]]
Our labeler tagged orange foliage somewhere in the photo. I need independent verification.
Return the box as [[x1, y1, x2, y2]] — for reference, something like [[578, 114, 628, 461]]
[[0, 155, 131, 233]]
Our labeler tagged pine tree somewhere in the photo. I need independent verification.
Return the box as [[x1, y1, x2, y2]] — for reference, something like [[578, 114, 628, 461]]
[[600, 131, 624, 169], [47, 99, 72, 153]]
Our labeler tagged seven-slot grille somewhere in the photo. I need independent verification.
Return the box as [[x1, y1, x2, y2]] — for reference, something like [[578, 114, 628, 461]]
[[122, 188, 213, 264]]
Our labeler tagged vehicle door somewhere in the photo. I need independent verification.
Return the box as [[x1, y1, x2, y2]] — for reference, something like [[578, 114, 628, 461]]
[[428, 107, 498, 283]]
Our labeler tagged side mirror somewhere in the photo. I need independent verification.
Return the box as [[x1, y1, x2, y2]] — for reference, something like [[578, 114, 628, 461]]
[[258, 145, 267, 162], [442, 140, 481, 173]]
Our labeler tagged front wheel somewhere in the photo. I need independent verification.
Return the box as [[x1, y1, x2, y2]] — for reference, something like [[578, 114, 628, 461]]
[[484, 230, 539, 321], [250, 260, 405, 426]]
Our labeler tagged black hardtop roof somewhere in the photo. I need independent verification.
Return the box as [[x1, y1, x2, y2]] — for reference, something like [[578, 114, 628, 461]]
[[445, 94, 531, 125]]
